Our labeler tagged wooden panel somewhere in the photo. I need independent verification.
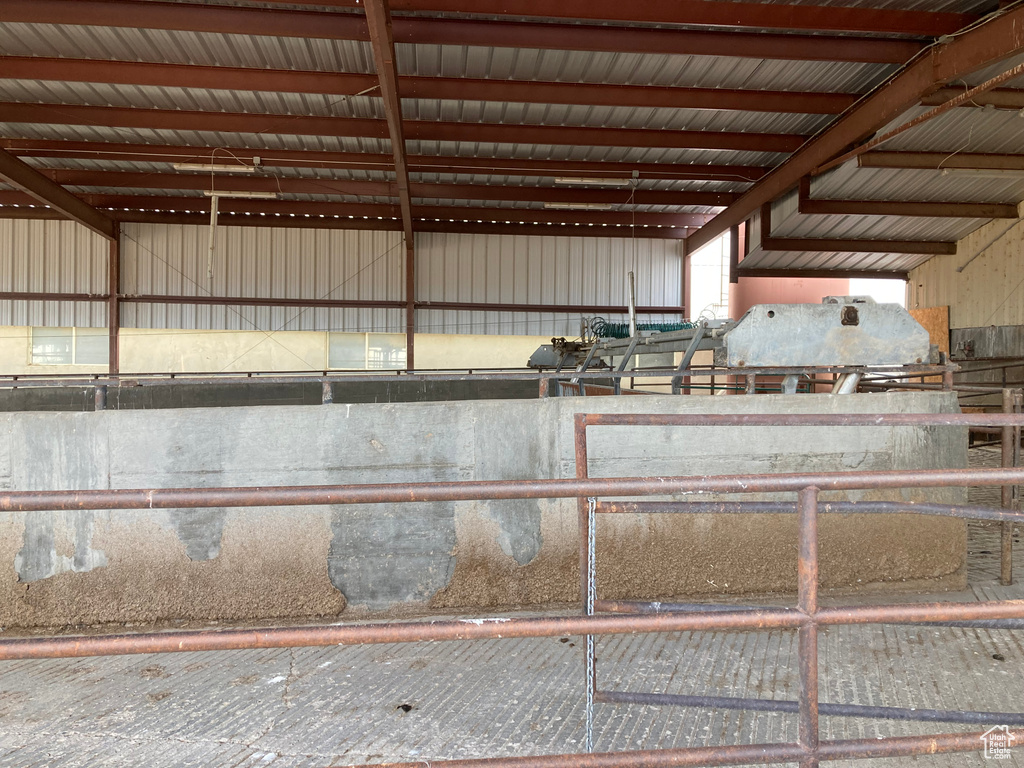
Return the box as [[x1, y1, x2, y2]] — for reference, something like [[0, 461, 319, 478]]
[[910, 305, 949, 384]]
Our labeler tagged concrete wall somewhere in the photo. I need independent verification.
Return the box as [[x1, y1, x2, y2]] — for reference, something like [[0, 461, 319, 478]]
[[0, 392, 966, 628], [909, 217, 1024, 329], [0, 326, 551, 376]]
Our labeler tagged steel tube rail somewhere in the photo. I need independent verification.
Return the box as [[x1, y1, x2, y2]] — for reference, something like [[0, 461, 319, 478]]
[[594, 690, 1024, 725], [0, 609, 805, 660], [310, 731, 1021, 768], [0, 600, 1021, 660], [595, 499, 1024, 522], [594, 599, 1024, 629], [5, 467, 1024, 512], [578, 412, 1024, 427]]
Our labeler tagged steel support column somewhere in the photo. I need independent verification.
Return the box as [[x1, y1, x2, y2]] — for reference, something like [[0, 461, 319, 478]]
[[108, 223, 120, 376]]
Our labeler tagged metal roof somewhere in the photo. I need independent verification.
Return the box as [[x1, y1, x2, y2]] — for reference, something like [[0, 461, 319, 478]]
[[1, 0, 1023, 273]]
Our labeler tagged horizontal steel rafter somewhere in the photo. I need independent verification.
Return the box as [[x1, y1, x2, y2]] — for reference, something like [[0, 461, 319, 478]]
[[0, 206, 689, 238], [0, 56, 858, 115], [1, 0, 923, 63], [923, 87, 1024, 108], [283, 0, 976, 36], [736, 267, 909, 280], [797, 176, 1018, 218], [17, 193, 706, 227], [0, 102, 806, 153], [759, 202, 956, 254], [0, 139, 769, 182], [685, 2, 1024, 252], [0, 291, 685, 315], [39, 169, 739, 206], [859, 151, 1024, 171], [760, 237, 956, 254]]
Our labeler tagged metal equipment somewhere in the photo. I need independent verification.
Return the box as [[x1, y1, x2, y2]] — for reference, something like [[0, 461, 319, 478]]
[[529, 297, 941, 394]]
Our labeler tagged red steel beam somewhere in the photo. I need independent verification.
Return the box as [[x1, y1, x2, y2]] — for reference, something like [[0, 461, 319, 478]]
[[0, 0, 922, 64], [799, 197, 1019, 218], [278, 0, 975, 36], [0, 57, 857, 115], [0, 139, 769, 182], [686, 2, 1024, 252], [0, 148, 115, 239], [0, 206, 687, 238], [759, 201, 955, 254], [40, 170, 739, 206], [737, 267, 909, 280], [859, 151, 1024, 170], [396, 18, 921, 65], [363, 1, 413, 245], [923, 87, 1024, 108], [0, 102, 805, 153], [797, 176, 1019, 218], [761, 237, 956, 255], [0, 191, 710, 226]]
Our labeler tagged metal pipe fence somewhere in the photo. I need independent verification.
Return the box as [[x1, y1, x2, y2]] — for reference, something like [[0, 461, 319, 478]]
[[0, 410, 1021, 767]]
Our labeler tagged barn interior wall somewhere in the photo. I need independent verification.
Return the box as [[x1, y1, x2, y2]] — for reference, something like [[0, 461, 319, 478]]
[[909, 217, 1024, 329], [0, 220, 685, 373]]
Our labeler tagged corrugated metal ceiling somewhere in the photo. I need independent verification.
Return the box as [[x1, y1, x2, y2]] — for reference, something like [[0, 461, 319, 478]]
[[1, 0, 1023, 274]]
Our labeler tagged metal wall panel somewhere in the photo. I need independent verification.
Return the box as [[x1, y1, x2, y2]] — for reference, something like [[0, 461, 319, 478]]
[[0, 219, 108, 327], [121, 223, 405, 332], [415, 232, 683, 335]]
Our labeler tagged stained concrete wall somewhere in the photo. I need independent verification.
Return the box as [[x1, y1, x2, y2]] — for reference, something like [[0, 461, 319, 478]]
[[0, 392, 965, 628]]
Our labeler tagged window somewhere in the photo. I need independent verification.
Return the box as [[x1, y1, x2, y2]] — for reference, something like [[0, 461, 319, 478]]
[[328, 333, 407, 370], [31, 327, 109, 366]]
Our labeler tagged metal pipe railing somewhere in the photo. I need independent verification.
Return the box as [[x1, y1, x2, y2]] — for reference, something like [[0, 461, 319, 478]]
[[0, 410, 1021, 767]]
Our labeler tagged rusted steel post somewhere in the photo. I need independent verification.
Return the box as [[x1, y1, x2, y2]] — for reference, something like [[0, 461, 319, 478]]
[[942, 367, 954, 391], [538, 377, 550, 398], [797, 486, 820, 768], [1003, 389, 1015, 585], [108, 222, 120, 376], [93, 385, 107, 411]]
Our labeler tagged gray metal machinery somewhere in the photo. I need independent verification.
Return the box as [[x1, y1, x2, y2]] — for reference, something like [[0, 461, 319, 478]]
[[528, 296, 941, 394]]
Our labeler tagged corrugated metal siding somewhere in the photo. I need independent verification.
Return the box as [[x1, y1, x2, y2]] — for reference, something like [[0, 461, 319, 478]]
[[416, 231, 683, 335], [121, 223, 405, 332], [909, 218, 1024, 329], [0, 219, 108, 327]]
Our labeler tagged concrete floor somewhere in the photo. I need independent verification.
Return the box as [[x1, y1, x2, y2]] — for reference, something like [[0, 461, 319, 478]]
[[0, 448, 1021, 767]]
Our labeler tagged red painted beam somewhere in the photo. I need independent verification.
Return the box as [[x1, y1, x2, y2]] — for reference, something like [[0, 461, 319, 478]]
[[396, 18, 921, 65], [859, 151, 1024, 171], [1, 102, 805, 153], [3, 189, 710, 227], [0, 0, 368, 40], [0, 207, 686, 238], [364, 0, 414, 246], [922, 87, 1024, 108], [0, 57, 857, 115], [0, 139, 770, 182], [797, 176, 1019, 218], [761, 237, 956, 255], [0, 148, 115, 239], [686, 3, 1024, 252], [276, 0, 974, 36], [1, 0, 922, 63], [737, 268, 909, 280], [799, 197, 1019, 218], [41, 169, 739, 206]]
